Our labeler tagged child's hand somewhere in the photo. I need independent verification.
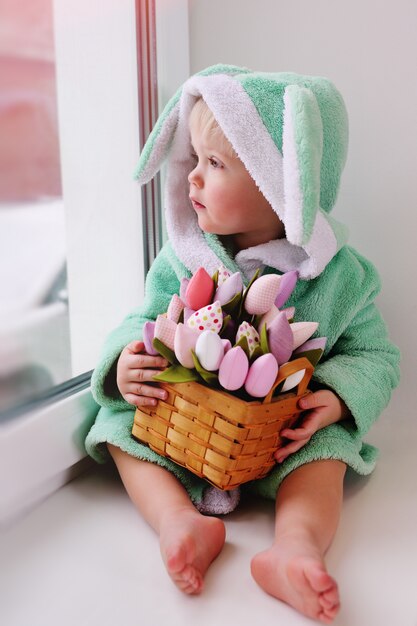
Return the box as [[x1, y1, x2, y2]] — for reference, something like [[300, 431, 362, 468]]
[[117, 340, 169, 407], [274, 389, 350, 464]]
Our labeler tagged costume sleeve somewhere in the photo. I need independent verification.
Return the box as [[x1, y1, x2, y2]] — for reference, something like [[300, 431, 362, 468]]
[[90, 243, 187, 409], [312, 260, 400, 436]]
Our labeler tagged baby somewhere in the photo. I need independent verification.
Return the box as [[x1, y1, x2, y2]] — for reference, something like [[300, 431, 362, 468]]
[[86, 66, 400, 623]]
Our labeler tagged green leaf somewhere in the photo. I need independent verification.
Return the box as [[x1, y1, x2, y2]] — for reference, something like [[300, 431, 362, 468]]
[[260, 322, 269, 354], [250, 344, 264, 361], [222, 291, 243, 316], [291, 348, 323, 368], [253, 313, 263, 328], [152, 337, 176, 364], [191, 351, 219, 386], [153, 364, 199, 383], [211, 269, 219, 289], [235, 335, 250, 359], [220, 314, 231, 335]]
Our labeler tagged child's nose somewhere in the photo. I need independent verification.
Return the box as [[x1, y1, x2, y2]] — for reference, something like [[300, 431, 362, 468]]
[[188, 166, 203, 188]]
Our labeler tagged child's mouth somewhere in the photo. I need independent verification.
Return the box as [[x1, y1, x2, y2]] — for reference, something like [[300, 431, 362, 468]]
[[190, 197, 206, 210]]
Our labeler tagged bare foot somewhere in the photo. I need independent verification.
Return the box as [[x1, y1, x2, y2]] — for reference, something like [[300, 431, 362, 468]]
[[251, 532, 340, 623], [159, 507, 226, 594]]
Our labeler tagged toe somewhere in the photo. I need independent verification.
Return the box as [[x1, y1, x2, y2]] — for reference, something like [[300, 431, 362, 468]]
[[172, 564, 203, 595], [305, 562, 337, 594], [320, 586, 339, 608]]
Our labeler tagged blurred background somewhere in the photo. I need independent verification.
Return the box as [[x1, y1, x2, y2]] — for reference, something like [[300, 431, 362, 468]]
[[0, 0, 70, 415]]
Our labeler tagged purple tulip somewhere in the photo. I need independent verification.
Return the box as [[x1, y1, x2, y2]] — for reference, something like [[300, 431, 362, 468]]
[[267, 311, 293, 365], [294, 336, 327, 354], [142, 321, 159, 355], [274, 270, 298, 309]]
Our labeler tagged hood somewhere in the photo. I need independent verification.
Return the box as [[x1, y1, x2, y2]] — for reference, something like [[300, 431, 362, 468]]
[[134, 64, 349, 280]]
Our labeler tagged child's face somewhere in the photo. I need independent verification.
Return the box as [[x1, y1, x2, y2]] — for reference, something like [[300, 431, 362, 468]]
[[188, 117, 284, 251]]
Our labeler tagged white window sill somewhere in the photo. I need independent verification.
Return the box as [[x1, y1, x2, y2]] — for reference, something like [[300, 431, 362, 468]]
[[0, 382, 98, 526]]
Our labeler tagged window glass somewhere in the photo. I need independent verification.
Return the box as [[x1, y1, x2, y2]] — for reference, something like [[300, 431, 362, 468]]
[[0, 0, 71, 415]]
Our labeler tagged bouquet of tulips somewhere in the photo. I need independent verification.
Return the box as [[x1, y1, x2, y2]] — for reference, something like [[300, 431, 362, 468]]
[[142, 266, 326, 400]]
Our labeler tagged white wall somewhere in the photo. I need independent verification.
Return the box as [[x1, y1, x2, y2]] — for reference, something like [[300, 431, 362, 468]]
[[188, 0, 416, 411]]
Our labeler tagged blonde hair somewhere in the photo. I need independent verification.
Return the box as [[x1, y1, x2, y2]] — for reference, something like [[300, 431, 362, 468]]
[[189, 98, 237, 158]]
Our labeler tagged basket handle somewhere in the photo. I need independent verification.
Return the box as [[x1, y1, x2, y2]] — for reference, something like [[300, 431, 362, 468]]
[[263, 357, 314, 404]]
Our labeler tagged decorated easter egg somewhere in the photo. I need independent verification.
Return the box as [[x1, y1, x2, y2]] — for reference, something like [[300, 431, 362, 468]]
[[274, 270, 298, 309], [236, 321, 260, 356], [244, 274, 281, 315], [142, 321, 159, 356], [216, 265, 232, 286], [267, 311, 293, 365], [244, 353, 279, 398], [174, 323, 199, 368], [185, 267, 214, 310], [290, 322, 319, 350], [218, 346, 249, 391], [167, 293, 185, 323], [195, 330, 224, 371], [187, 301, 223, 333], [214, 272, 243, 305], [154, 315, 177, 351]]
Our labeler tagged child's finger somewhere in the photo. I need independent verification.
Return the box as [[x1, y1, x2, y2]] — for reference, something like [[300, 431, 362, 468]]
[[126, 382, 167, 400], [129, 367, 169, 384], [279, 427, 309, 440], [124, 393, 158, 408], [298, 392, 326, 410], [126, 340, 146, 354], [275, 438, 309, 463], [129, 354, 169, 370]]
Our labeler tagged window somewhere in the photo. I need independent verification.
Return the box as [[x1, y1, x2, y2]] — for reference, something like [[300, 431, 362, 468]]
[[0, 0, 70, 416], [0, 0, 189, 523]]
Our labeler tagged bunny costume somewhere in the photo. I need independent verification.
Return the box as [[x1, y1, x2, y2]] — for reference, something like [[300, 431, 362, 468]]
[[85, 65, 400, 512]]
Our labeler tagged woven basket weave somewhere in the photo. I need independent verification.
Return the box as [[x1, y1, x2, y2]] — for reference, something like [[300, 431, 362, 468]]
[[132, 357, 314, 490]]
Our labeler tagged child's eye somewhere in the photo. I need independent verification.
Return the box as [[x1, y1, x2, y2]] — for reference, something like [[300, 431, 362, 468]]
[[190, 151, 198, 161], [208, 156, 222, 169]]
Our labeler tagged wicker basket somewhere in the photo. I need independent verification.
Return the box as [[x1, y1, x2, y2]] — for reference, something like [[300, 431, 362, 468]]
[[132, 357, 314, 490]]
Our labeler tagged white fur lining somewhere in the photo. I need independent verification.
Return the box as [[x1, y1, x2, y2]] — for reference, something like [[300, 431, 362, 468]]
[[282, 88, 303, 245], [135, 105, 180, 184], [236, 209, 337, 280]]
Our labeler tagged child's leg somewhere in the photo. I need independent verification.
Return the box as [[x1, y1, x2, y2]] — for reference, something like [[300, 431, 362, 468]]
[[107, 444, 226, 594], [251, 459, 346, 624]]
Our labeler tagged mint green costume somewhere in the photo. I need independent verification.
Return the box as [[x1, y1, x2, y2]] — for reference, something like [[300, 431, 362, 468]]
[[85, 65, 400, 509]]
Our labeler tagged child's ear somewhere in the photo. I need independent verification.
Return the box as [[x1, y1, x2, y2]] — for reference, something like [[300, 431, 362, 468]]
[[282, 85, 324, 247]]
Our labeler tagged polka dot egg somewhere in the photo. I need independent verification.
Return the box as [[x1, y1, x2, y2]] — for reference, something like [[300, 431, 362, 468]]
[[236, 321, 260, 356], [216, 265, 232, 286], [186, 301, 223, 334]]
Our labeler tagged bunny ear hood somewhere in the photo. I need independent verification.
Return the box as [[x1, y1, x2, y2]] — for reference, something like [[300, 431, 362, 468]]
[[134, 64, 349, 280]]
